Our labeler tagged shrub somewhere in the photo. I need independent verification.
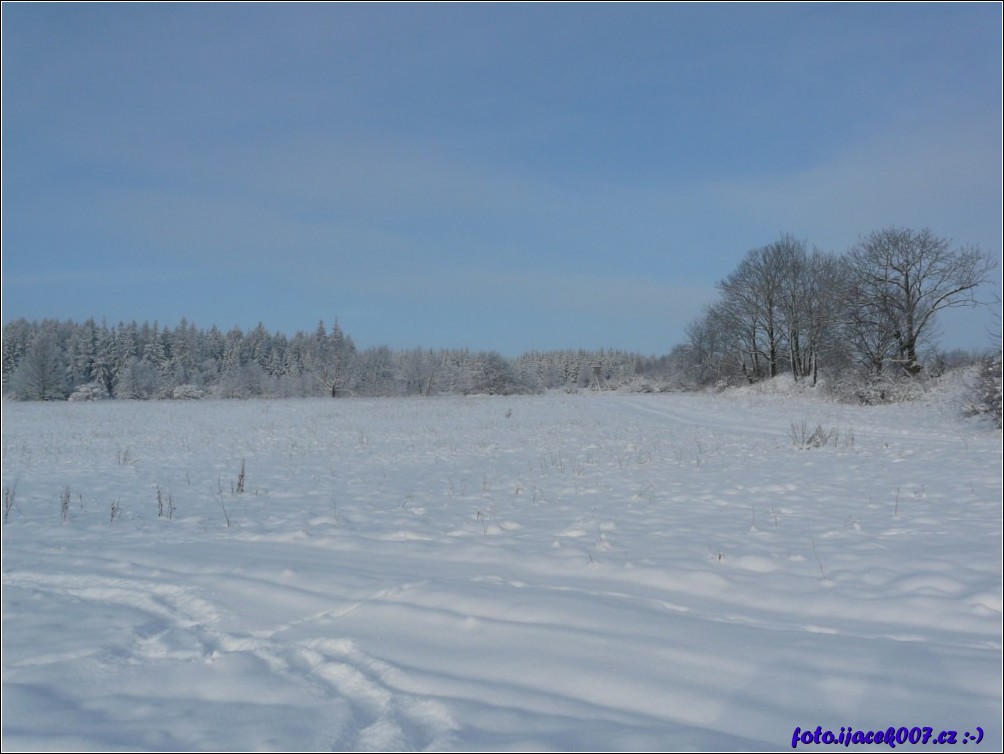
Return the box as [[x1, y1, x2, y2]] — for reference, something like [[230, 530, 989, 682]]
[[967, 350, 1002, 428], [790, 421, 839, 449], [829, 369, 926, 405], [68, 382, 108, 402], [169, 384, 205, 400]]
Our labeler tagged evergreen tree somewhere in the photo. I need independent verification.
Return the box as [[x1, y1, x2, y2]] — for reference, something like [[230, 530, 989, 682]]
[[2, 319, 33, 391]]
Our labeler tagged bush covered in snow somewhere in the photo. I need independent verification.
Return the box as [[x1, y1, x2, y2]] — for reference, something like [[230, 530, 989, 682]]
[[828, 369, 929, 405], [68, 382, 109, 402], [168, 384, 206, 400], [967, 350, 1002, 428]]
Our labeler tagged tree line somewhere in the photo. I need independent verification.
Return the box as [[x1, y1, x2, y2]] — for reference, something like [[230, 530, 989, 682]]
[[1, 317, 642, 401], [680, 227, 996, 394], [3, 226, 996, 404]]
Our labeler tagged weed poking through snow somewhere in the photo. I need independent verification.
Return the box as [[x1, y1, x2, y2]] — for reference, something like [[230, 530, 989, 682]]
[[3, 484, 16, 523], [156, 485, 175, 519], [235, 458, 246, 494], [59, 486, 71, 523], [790, 421, 839, 449]]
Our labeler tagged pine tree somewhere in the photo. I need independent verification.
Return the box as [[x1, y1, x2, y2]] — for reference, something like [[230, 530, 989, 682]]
[[2, 319, 32, 391]]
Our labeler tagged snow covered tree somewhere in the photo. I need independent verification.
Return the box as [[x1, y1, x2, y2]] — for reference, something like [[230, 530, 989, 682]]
[[350, 346, 396, 396], [970, 349, 1003, 428], [87, 324, 112, 396], [64, 318, 99, 390], [166, 319, 198, 384], [115, 356, 160, 399], [141, 323, 170, 378], [469, 351, 518, 395], [2, 319, 33, 392], [326, 320, 356, 396], [10, 326, 66, 400]]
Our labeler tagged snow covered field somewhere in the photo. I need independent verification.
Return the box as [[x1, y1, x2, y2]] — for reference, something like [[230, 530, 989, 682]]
[[2, 386, 1001, 751]]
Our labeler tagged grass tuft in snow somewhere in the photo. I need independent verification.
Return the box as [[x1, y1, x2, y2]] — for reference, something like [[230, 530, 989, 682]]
[[235, 457, 246, 495], [59, 485, 71, 523], [156, 484, 175, 520], [3, 483, 15, 524], [789, 420, 846, 449]]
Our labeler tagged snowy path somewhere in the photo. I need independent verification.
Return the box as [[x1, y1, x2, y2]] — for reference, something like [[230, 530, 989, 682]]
[[2, 391, 1000, 751]]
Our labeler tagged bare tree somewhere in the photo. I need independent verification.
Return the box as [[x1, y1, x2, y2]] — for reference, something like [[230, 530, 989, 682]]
[[685, 310, 737, 386], [774, 238, 847, 385], [714, 244, 787, 382], [844, 228, 995, 376], [691, 235, 858, 387]]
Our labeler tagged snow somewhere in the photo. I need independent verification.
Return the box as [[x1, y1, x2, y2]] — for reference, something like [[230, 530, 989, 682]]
[[2, 387, 1001, 751]]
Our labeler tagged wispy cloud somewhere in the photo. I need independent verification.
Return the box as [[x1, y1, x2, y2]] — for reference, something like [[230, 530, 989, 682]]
[[709, 115, 1001, 253]]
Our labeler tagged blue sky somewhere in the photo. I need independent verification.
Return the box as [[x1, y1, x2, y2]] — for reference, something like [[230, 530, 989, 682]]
[[2, 3, 1001, 355]]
